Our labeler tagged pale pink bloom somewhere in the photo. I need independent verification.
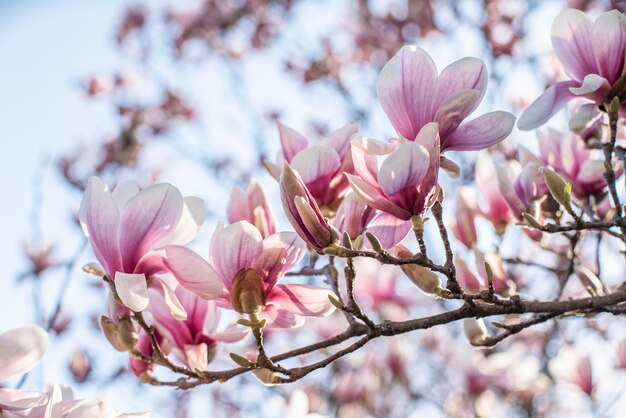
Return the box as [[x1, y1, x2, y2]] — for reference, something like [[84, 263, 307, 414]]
[[146, 287, 248, 372], [474, 250, 512, 296], [475, 151, 514, 234], [128, 329, 156, 378], [495, 155, 546, 223], [537, 129, 612, 198], [208, 221, 336, 328], [227, 180, 276, 238], [617, 339, 626, 369], [549, 345, 594, 396], [0, 326, 48, 411], [266, 122, 358, 207], [333, 192, 411, 249], [452, 186, 479, 249], [285, 390, 328, 418], [346, 123, 440, 221], [79, 177, 222, 318], [280, 163, 336, 253], [518, 9, 626, 130], [455, 255, 484, 294], [11, 384, 149, 418], [378, 45, 515, 150]]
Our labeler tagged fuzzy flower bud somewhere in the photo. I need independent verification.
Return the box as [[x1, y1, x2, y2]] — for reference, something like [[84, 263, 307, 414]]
[[229, 268, 267, 315]]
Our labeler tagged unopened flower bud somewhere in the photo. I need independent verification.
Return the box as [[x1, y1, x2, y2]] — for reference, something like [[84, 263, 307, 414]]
[[118, 314, 138, 351], [252, 368, 282, 386], [99, 315, 127, 352], [463, 318, 491, 346], [541, 167, 571, 209], [396, 248, 443, 295], [230, 268, 267, 315]]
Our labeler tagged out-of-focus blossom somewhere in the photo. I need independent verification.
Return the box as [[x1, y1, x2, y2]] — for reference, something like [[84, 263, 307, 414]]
[[79, 177, 222, 317], [208, 221, 335, 328], [0, 325, 48, 411], [69, 350, 92, 383], [395, 245, 444, 296], [346, 123, 440, 221], [266, 122, 358, 208], [518, 9, 626, 130], [475, 151, 515, 234], [145, 287, 248, 372], [475, 251, 513, 296], [333, 193, 411, 249], [452, 186, 479, 248], [13, 384, 150, 418], [538, 129, 614, 198], [22, 243, 59, 277], [285, 390, 328, 418], [280, 163, 337, 253], [549, 345, 594, 396], [456, 255, 484, 294], [227, 180, 276, 238], [377, 45, 515, 150]]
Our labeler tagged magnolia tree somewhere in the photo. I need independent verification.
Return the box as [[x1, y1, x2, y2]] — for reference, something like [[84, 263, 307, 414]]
[[6, 1, 626, 418]]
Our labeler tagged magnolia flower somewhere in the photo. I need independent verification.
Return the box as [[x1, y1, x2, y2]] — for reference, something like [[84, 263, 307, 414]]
[[518, 9, 626, 130], [378, 45, 515, 150], [227, 180, 276, 238], [333, 192, 411, 249], [549, 345, 594, 395], [265, 122, 358, 208], [475, 151, 514, 234], [346, 123, 440, 221], [79, 177, 222, 318], [9, 384, 149, 418], [452, 186, 479, 249], [0, 325, 48, 411], [144, 287, 248, 372], [208, 221, 336, 328], [537, 129, 612, 198], [280, 163, 337, 253]]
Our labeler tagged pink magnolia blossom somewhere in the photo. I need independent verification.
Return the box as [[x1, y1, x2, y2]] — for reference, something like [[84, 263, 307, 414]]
[[79, 177, 222, 318], [537, 129, 612, 198], [378, 45, 515, 150], [207, 221, 336, 328], [549, 345, 594, 396], [266, 122, 358, 208], [452, 186, 479, 249], [475, 151, 514, 234], [227, 180, 276, 238], [131, 287, 248, 374], [518, 9, 626, 130], [10, 384, 149, 418], [346, 123, 440, 221], [333, 192, 411, 249], [495, 155, 546, 219], [0, 326, 48, 411], [280, 163, 337, 253]]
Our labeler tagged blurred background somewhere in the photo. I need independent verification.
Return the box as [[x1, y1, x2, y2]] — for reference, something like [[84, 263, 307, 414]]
[[1, 0, 625, 417]]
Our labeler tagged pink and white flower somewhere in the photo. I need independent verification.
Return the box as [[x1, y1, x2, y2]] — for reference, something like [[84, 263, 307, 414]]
[[227, 180, 276, 238], [518, 9, 626, 130], [207, 221, 336, 328], [378, 45, 515, 150], [0, 325, 48, 412], [346, 123, 440, 220], [475, 151, 515, 234], [79, 177, 222, 318], [266, 122, 359, 208]]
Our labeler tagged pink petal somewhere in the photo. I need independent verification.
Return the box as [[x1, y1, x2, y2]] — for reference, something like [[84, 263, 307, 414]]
[[151, 279, 187, 321], [377, 45, 438, 140], [114, 272, 149, 312], [570, 74, 611, 102], [0, 388, 48, 411], [378, 142, 430, 201], [148, 287, 193, 348], [446, 111, 515, 151], [184, 343, 208, 372], [119, 183, 184, 271], [551, 9, 598, 81], [157, 196, 205, 247], [266, 284, 336, 317], [0, 325, 48, 382], [260, 304, 306, 329], [350, 136, 381, 187], [345, 173, 412, 220], [253, 232, 306, 290], [434, 89, 481, 145], [277, 123, 308, 163], [291, 145, 341, 197], [518, 80, 579, 130], [210, 221, 263, 288], [592, 10, 626, 84], [207, 323, 250, 343], [495, 164, 526, 216], [111, 180, 140, 208], [137, 245, 223, 300], [320, 122, 359, 159], [436, 57, 488, 110], [365, 213, 411, 249], [79, 177, 122, 279]]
